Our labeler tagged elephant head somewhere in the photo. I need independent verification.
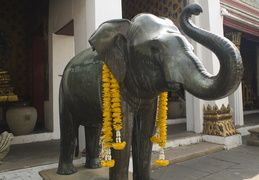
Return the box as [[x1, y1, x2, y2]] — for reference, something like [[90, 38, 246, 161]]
[[89, 3, 243, 101]]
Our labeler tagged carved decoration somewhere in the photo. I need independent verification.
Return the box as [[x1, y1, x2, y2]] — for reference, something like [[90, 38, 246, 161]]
[[203, 104, 240, 136], [0, 69, 18, 101], [122, 0, 186, 27], [225, 31, 242, 50], [0, 131, 13, 164]]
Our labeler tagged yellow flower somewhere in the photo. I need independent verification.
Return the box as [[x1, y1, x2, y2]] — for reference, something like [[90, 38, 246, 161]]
[[102, 77, 111, 82], [103, 143, 113, 148], [101, 160, 115, 167], [102, 83, 110, 88], [112, 108, 121, 113], [113, 124, 122, 131], [111, 97, 121, 103], [158, 142, 166, 148], [112, 103, 121, 108], [150, 136, 162, 143], [112, 141, 126, 150], [111, 83, 119, 88], [103, 121, 112, 126], [112, 112, 121, 118], [154, 160, 169, 166], [113, 117, 122, 123]]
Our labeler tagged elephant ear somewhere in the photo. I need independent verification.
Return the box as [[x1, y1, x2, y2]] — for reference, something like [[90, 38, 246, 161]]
[[89, 19, 131, 83]]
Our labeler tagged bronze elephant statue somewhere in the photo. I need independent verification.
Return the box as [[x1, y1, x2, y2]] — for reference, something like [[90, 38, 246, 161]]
[[57, 3, 243, 180]]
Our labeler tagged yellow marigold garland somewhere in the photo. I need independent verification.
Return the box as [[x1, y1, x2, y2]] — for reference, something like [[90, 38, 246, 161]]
[[101, 63, 126, 168], [150, 92, 169, 166], [101, 63, 169, 167]]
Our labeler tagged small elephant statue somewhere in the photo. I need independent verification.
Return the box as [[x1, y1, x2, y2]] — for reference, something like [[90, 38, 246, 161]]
[[57, 3, 243, 180]]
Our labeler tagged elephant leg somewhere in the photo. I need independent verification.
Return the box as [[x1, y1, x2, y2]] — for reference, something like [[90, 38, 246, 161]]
[[84, 124, 102, 169], [132, 103, 157, 180], [57, 109, 79, 175], [109, 101, 134, 180]]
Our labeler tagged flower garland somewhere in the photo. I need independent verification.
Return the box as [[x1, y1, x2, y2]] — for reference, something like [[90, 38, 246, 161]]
[[150, 92, 169, 166], [101, 63, 126, 168], [101, 63, 169, 167]]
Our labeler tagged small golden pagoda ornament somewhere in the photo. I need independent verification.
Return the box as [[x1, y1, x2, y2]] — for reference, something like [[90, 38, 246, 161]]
[[0, 69, 18, 102], [203, 104, 239, 136]]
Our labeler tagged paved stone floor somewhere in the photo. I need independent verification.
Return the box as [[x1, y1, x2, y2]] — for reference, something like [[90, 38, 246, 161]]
[[0, 122, 191, 173], [0, 113, 258, 180], [151, 136, 259, 180]]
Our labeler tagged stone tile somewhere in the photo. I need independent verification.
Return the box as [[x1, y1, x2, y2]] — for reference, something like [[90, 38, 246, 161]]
[[1, 140, 61, 172], [179, 156, 238, 174], [232, 145, 259, 156], [198, 169, 244, 180], [227, 163, 259, 179], [209, 147, 259, 165], [151, 164, 209, 180]]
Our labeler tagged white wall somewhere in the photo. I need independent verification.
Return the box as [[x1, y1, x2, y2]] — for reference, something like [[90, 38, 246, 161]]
[[47, 0, 122, 150], [76, 0, 122, 151], [46, 0, 75, 139], [51, 35, 75, 138]]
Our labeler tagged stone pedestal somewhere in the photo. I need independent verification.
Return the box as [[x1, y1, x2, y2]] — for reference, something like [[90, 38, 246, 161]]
[[203, 134, 242, 149], [247, 127, 259, 146], [39, 165, 133, 180]]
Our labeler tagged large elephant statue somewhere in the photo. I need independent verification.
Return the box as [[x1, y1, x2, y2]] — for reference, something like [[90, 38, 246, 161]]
[[57, 3, 243, 180]]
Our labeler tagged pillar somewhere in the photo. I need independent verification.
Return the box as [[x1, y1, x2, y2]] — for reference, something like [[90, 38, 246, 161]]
[[225, 31, 244, 126]]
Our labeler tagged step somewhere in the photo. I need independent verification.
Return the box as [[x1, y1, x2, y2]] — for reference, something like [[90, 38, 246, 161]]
[[151, 142, 224, 169]]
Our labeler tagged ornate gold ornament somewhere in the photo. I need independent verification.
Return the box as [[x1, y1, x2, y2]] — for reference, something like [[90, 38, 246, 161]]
[[0, 69, 18, 102], [225, 31, 242, 50], [203, 104, 239, 136]]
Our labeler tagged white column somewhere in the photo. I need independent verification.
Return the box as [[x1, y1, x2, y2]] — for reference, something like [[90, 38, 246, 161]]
[[48, 0, 74, 139], [186, 0, 228, 133], [186, 92, 204, 133], [85, 0, 122, 49], [73, 0, 122, 151], [229, 84, 244, 125], [51, 35, 75, 138]]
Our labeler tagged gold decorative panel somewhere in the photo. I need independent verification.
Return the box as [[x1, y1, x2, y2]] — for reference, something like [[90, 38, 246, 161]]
[[0, 0, 48, 100], [122, 0, 186, 27], [0, 0, 29, 99]]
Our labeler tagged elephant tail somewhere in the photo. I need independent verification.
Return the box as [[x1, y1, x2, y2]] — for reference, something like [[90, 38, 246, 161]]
[[75, 132, 79, 157]]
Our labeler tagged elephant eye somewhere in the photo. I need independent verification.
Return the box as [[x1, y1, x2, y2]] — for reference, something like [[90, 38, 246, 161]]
[[151, 46, 159, 53]]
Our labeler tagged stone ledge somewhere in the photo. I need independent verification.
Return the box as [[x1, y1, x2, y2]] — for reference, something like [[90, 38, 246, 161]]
[[202, 134, 242, 149], [151, 141, 224, 169], [247, 127, 259, 146], [248, 127, 259, 134]]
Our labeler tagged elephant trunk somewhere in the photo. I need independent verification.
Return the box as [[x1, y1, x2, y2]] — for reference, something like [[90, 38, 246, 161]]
[[178, 3, 243, 100]]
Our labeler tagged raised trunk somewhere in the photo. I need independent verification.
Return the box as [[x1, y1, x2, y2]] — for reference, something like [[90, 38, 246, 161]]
[[179, 3, 243, 100]]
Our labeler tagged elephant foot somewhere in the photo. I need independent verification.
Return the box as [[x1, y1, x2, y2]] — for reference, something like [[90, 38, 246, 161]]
[[84, 157, 102, 169], [57, 163, 77, 175]]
